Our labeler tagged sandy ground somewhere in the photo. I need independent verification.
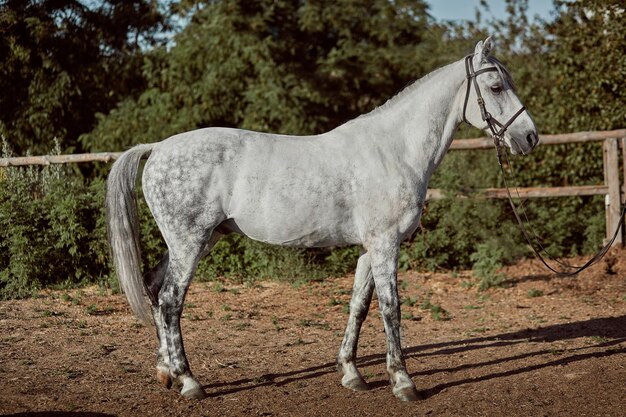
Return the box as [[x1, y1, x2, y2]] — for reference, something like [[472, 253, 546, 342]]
[[1, 250, 625, 416]]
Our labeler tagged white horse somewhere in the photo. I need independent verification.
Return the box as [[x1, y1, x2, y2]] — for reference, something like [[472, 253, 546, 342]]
[[106, 37, 537, 401]]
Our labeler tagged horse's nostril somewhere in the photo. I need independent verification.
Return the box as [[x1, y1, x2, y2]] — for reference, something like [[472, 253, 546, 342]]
[[526, 133, 536, 147]]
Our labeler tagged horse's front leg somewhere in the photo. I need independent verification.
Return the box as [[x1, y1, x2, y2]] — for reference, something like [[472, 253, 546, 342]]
[[369, 243, 419, 401], [337, 250, 375, 391]]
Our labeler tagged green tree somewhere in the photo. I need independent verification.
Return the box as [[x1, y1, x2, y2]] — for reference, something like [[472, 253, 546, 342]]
[[542, 0, 625, 133], [82, 0, 453, 151], [0, 0, 169, 154], [425, 0, 625, 264], [525, 0, 624, 255], [467, 0, 625, 187]]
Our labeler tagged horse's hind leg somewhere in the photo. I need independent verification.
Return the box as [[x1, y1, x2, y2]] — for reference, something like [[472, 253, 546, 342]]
[[337, 251, 374, 391], [145, 252, 169, 304], [143, 252, 173, 389], [152, 232, 222, 399], [147, 234, 221, 391]]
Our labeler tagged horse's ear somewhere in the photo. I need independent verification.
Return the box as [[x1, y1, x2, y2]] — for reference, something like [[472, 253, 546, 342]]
[[473, 36, 493, 61], [473, 40, 484, 56], [482, 36, 493, 57]]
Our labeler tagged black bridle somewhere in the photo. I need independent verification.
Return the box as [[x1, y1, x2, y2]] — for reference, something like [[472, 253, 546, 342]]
[[462, 54, 527, 143], [462, 54, 623, 276]]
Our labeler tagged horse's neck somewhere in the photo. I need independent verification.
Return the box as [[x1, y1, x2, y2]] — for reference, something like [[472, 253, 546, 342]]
[[345, 60, 466, 179]]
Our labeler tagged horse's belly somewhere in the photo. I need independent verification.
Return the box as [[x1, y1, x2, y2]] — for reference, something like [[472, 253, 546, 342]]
[[248, 226, 350, 248], [228, 201, 358, 248]]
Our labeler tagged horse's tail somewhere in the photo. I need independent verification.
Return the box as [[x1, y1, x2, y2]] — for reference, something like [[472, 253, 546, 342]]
[[106, 143, 155, 323]]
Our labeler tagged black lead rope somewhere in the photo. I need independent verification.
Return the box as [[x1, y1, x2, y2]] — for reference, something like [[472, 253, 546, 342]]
[[494, 139, 626, 276], [464, 52, 622, 275]]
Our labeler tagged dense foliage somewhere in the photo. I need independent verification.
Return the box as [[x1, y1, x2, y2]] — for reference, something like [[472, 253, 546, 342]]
[[1, 0, 624, 297], [423, 0, 625, 262], [0, 0, 169, 154], [0, 141, 109, 298], [82, 0, 453, 151], [0, 141, 353, 299]]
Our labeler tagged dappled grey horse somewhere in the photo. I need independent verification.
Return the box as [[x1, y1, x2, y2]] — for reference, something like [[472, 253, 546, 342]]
[[106, 38, 538, 401]]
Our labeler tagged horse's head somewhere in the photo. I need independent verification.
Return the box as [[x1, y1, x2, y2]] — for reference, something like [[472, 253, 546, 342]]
[[462, 37, 538, 155]]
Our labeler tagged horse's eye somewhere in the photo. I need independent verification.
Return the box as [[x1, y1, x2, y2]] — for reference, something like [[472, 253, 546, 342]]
[[491, 85, 503, 94]]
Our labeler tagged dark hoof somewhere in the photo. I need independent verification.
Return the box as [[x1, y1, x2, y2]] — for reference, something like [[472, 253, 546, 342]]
[[156, 369, 172, 389]]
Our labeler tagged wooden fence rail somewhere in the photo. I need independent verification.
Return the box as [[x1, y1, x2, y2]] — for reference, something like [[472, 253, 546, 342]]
[[2, 129, 625, 245], [0, 152, 121, 166]]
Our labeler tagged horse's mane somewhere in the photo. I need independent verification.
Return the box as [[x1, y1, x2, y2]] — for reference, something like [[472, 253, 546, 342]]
[[487, 55, 517, 91], [379, 64, 451, 112], [344, 54, 515, 126], [351, 62, 454, 122]]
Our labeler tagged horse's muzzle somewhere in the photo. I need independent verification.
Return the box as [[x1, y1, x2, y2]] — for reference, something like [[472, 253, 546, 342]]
[[526, 131, 539, 151]]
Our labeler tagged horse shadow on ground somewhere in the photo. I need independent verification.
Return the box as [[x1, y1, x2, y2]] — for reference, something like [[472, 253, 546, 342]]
[[502, 268, 618, 287], [201, 315, 626, 398], [504, 272, 557, 286], [3, 413, 115, 417]]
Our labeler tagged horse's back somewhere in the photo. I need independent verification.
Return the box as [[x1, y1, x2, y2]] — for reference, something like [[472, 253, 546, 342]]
[[141, 127, 366, 247]]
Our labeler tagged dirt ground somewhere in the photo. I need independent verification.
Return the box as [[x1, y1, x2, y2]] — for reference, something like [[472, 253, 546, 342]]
[[1, 250, 625, 417]]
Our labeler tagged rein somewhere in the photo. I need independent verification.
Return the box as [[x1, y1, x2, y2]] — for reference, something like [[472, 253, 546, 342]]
[[463, 54, 624, 275], [494, 141, 625, 276]]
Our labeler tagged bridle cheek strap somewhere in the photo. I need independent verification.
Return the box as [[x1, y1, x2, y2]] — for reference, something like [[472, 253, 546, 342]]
[[462, 55, 526, 140]]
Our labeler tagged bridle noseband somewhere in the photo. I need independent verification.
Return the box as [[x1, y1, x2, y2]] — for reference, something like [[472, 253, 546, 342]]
[[462, 55, 527, 142]]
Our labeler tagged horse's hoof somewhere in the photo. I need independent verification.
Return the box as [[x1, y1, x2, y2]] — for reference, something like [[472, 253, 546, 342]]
[[341, 374, 370, 392], [181, 385, 207, 400], [156, 369, 172, 389], [393, 385, 420, 402], [180, 378, 207, 400]]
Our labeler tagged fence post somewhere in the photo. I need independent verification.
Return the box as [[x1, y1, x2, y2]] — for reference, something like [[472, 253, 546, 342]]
[[603, 138, 622, 246], [621, 137, 626, 204]]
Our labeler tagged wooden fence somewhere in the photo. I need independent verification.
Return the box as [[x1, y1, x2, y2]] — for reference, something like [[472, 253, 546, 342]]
[[2, 128, 625, 245], [431, 129, 626, 246]]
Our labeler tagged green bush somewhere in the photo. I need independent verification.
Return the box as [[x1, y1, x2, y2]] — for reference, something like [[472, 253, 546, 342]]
[[405, 143, 606, 274], [0, 148, 112, 298], [470, 244, 507, 291], [0, 149, 607, 300], [0, 139, 342, 298], [0, 138, 611, 300], [196, 234, 327, 285]]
